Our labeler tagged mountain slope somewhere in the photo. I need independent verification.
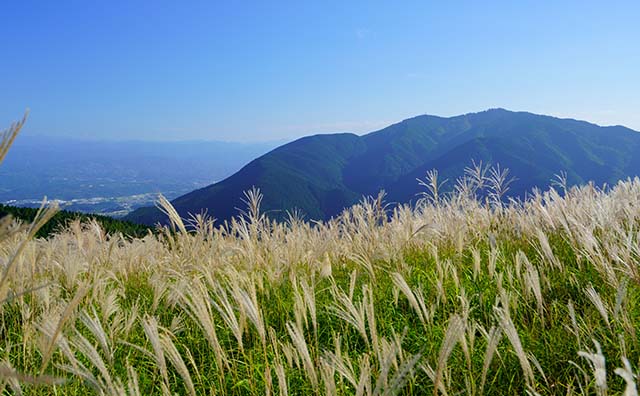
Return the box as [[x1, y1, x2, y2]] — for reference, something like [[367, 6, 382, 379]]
[[126, 109, 640, 225], [0, 204, 151, 238], [127, 133, 366, 223]]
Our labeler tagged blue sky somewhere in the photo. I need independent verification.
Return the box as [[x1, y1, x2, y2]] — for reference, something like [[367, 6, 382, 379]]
[[1, 1, 639, 141]]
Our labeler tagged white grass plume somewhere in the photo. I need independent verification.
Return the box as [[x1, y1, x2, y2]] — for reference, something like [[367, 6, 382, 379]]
[[614, 357, 638, 396], [286, 321, 318, 389], [0, 111, 28, 165], [433, 314, 465, 396], [156, 194, 187, 234], [578, 339, 607, 396], [495, 306, 535, 388]]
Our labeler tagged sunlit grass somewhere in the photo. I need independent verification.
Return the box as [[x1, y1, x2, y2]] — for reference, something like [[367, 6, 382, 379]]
[[0, 115, 638, 395]]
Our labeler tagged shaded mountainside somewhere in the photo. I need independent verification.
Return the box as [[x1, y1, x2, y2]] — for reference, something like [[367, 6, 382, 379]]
[[0, 204, 151, 238], [126, 109, 640, 225]]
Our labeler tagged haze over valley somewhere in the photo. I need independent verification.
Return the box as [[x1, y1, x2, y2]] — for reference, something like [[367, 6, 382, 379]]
[[0, 136, 280, 216]]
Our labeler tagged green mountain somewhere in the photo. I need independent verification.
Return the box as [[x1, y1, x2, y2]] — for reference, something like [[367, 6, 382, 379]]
[[126, 109, 640, 225], [0, 204, 151, 239]]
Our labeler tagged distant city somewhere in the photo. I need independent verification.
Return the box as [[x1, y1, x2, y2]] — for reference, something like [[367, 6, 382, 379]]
[[0, 135, 279, 216]]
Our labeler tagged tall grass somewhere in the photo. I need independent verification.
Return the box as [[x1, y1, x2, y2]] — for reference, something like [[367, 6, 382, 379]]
[[0, 116, 639, 395]]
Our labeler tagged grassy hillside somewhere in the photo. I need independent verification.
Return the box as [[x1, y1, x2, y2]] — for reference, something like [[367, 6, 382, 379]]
[[0, 204, 151, 238], [2, 171, 639, 395], [126, 109, 640, 226]]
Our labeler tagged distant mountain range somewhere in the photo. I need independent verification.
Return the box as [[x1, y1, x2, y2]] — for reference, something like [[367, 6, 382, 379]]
[[0, 136, 279, 216], [126, 109, 640, 225]]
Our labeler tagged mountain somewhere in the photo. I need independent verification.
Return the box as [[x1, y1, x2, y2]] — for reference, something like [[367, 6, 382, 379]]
[[125, 109, 640, 225], [0, 136, 280, 216], [0, 204, 151, 239]]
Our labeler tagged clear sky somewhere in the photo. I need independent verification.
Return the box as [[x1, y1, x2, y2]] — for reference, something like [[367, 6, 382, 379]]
[[1, 1, 639, 141]]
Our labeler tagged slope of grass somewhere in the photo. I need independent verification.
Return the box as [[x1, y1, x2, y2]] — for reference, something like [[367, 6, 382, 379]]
[[1, 172, 639, 395]]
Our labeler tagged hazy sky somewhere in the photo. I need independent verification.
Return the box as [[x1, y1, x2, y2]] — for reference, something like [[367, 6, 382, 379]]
[[1, 1, 639, 141]]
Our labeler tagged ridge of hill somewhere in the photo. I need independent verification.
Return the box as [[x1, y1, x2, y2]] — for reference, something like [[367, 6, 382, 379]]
[[126, 109, 640, 225]]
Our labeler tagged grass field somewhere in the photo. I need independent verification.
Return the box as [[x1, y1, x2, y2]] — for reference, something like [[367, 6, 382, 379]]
[[1, 118, 639, 395]]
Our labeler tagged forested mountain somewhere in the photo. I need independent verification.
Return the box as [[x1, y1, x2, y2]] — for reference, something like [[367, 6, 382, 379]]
[[126, 109, 640, 225], [0, 204, 151, 238]]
